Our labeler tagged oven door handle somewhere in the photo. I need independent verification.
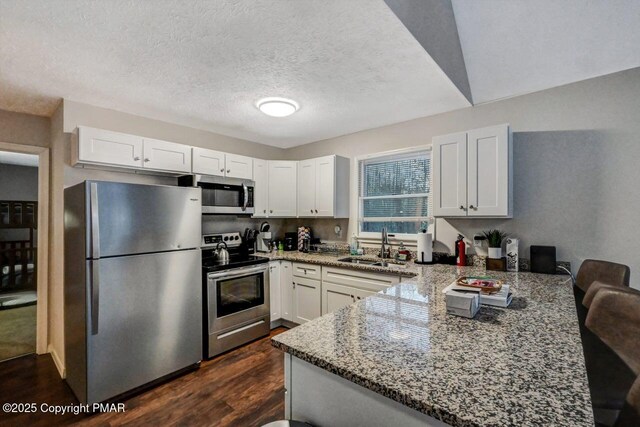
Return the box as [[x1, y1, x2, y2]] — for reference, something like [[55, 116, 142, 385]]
[[208, 265, 267, 280], [242, 182, 248, 212]]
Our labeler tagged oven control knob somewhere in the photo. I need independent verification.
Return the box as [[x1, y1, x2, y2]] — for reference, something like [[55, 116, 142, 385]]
[[235, 236, 239, 240], [223, 236, 229, 241]]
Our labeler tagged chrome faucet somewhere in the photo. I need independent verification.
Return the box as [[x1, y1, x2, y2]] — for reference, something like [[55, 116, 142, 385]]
[[380, 227, 391, 259]]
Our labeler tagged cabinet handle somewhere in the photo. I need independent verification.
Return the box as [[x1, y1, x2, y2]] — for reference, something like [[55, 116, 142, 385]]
[[315, 209, 318, 213], [263, 209, 267, 213], [227, 169, 231, 173], [144, 158, 150, 162], [310, 209, 313, 213], [469, 205, 476, 210], [220, 168, 224, 172], [134, 156, 140, 161], [351, 295, 355, 302], [292, 282, 296, 289], [357, 296, 361, 300], [459, 205, 465, 210], [270, 210, 273, 214]]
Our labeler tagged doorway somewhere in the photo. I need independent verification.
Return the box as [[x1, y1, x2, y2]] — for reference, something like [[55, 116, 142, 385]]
[[0, 151, 39, 361]]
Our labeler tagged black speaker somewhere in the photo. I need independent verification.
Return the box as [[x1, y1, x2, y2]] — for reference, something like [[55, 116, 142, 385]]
[[530, 246, 557, 274]]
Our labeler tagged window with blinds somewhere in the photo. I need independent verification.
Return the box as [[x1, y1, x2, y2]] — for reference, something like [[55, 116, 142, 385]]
[[358, 150, 432, 236]]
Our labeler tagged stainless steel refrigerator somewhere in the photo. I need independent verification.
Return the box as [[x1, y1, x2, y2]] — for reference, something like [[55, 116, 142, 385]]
[[64, 181, 203, 404]]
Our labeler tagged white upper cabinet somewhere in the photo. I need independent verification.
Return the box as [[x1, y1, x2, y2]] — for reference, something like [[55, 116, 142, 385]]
[[192, 148, 252, 179], [297, 159, 317, 216], [75, 126, 144, 168], [433, 132, 467, 216], [253, 159, 269, 218], [192, 147, 226, 176], [467, 125, 510, 216], [142, 138, 192, 173], [296, 155, 349, 218], [432, 124, 512, 218], [268, 161, 297, 217], [224, 153, 253, 180]]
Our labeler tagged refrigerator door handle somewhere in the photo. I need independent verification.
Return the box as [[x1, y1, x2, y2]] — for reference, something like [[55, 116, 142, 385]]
[[91, 260, 100, 335], [90, 182, 100, 259]]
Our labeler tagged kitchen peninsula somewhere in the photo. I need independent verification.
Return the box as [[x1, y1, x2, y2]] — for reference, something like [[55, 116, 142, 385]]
[[272, 264, 593, 427]]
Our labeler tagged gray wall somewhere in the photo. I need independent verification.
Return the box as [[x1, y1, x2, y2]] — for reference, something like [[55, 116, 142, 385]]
[[286, 67, 640, 288]]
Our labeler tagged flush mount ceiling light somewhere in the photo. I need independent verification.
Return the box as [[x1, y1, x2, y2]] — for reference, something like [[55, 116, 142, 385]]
[[256, 97, 299, 117]]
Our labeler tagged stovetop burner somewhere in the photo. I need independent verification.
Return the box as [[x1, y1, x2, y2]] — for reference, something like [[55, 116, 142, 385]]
[[202, 254, 268, 272]]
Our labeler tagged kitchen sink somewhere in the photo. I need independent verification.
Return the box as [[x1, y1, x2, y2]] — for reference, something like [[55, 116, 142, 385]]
[[337, 257, 379, 265], [337, 257, 406, 268]]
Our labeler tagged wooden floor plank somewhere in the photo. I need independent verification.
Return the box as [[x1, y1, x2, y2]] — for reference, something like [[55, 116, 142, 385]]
[[0, 328, 287, 427]]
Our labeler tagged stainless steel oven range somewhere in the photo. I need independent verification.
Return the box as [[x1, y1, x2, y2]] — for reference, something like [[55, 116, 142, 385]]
[[201, 232, 269, 358]]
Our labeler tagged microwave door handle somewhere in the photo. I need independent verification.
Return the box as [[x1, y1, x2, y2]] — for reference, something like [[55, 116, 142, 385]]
[[242, 183, 248, 211]]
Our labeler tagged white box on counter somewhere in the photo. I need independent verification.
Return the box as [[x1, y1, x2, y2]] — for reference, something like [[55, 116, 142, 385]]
[[443, 282, 513, 308], [445, 290, 480, 318]]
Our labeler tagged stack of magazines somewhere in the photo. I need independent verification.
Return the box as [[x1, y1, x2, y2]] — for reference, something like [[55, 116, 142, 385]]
[[442, 277, 513, 308]]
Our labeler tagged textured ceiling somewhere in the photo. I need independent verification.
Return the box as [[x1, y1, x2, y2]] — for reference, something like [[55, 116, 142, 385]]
[[0, 151, 39, 167], [452, 0, 640, 104], [0, 0, 470, 147]]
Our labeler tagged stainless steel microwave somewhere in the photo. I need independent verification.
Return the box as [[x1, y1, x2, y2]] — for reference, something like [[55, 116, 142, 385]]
[[178, 175, 254, 215]]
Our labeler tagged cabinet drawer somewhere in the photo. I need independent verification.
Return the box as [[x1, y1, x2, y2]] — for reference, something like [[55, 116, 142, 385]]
[[321, 267, 399, 293], [292, 262, 321, 280]]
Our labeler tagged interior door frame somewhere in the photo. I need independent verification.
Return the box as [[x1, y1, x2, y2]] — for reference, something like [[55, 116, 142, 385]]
[[0, 141, 49, 355]]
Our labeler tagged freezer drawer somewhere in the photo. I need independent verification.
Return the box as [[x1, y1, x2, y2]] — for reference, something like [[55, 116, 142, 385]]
[[84, 249, 202, 404]]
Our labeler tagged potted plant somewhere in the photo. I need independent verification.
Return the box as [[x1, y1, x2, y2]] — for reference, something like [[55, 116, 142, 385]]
[[483, 229, 508, 259]]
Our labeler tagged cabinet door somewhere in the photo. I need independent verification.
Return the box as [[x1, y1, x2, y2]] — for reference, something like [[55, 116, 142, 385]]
[[77, 126, 143, 168], [142, 138, 192, 173], [432, 132, 467, 217], [280, 261, 293, 322], [253, 159, 269, 218], [293, 277, 321, 324], [269, 262, 281, 322], [315, 155, 335, 217], [297, 159, 316, 217], [467, 124, 510, 217], [192, 147, 225, 176], [322, 282, 356, 315], [268, 161, 297, 217], [225, 153, 253, 180]]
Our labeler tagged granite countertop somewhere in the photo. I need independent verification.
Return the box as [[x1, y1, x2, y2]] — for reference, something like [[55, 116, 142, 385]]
[[271, 264, 593, 427], [257, 250, 419, 276]]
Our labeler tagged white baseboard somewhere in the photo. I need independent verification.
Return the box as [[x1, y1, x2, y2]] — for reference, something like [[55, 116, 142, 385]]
[[48, 344, 66, 379]]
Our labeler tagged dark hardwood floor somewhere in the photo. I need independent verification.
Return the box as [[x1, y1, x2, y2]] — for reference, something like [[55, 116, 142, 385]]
[[0, 328, 288, 427]]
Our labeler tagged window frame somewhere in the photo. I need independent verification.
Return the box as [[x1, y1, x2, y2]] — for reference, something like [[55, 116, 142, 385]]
[[355, 146, 434, 243]]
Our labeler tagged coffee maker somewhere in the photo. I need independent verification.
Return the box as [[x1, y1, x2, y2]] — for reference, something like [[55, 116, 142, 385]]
[[257, 222, 272, 253]]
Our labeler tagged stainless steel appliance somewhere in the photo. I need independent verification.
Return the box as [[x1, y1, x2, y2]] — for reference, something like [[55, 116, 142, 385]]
[[178, 174, 254, 215], [63, 181, 203, 404], [202, 232, 269, 358]]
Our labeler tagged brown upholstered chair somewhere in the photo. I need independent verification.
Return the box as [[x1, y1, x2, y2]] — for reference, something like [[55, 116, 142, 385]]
[[587, 287, 640, 426], [576, 259, 630, 294]]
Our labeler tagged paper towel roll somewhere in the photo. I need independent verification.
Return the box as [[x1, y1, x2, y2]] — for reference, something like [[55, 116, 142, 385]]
[[416, 231, 433, 263]]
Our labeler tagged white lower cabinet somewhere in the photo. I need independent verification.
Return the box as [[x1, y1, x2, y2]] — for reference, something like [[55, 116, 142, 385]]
[[272, 261, 405, 323], [280, 261, 293, 322], [321, 266, 400, 315], [292, 276, 321, 324], [269, 261, 281, 322], [323, 282, 358, 314]]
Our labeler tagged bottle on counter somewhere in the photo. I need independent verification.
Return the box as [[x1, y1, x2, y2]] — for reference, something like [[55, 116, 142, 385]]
[[350, 234, 359, 255], [397, 242, 410, 261]]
